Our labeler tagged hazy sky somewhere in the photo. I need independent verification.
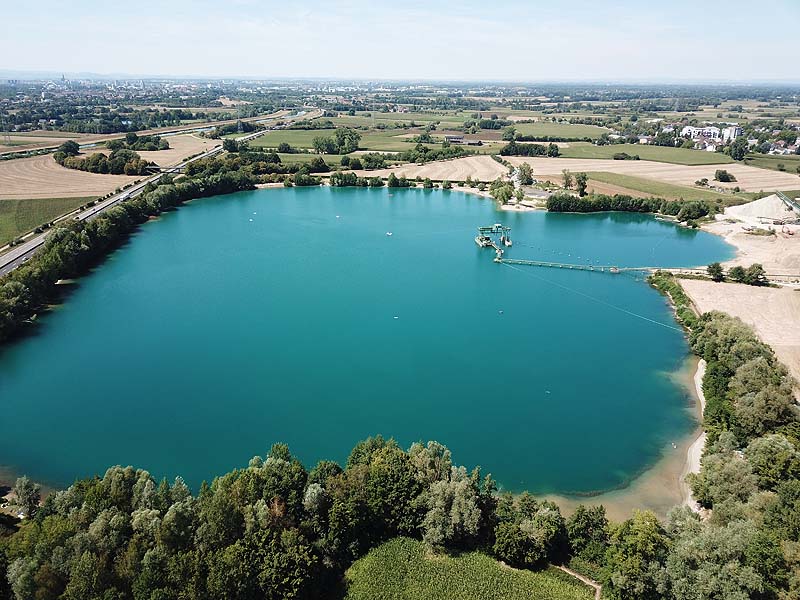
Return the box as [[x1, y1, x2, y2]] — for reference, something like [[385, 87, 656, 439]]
[[3, 0, 799, 82]]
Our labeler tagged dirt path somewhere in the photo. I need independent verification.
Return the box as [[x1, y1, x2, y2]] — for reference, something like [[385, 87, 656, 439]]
[[557, 565, 602, 600]]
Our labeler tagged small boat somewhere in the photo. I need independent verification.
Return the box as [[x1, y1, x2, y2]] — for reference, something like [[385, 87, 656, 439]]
[[386, 232, 393, 236]]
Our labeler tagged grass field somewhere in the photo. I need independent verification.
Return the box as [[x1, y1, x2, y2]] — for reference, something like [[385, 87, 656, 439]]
[[0, 197, 94, 245], [583, 172, 742, 203], [514, 122, 609, 140], [343, 538, 593, 600], [559, 142, 733, 165], [276, 152, 346, 165], [743, 153, 800, 173]]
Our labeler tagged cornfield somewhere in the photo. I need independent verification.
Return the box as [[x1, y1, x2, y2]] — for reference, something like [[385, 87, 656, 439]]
[[344, 537, 594, 600]]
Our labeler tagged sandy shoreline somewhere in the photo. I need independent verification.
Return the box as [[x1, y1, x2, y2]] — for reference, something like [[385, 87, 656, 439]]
[[543, 356, 705, 521], [681, 359, 706, 512]]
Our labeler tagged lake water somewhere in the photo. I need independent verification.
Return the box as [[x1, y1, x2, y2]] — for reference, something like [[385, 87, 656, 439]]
[[0, 187, 734, 494]]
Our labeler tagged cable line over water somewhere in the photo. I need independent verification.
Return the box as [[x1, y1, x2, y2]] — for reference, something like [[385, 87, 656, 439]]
[[500, 262, 683, 332]]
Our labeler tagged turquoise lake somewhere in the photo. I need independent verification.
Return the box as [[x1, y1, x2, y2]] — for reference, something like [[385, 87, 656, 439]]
[[0, 187, 734, 494]]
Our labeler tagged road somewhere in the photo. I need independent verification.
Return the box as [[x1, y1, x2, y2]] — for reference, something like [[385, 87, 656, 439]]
[[0, 111, 316, 276]]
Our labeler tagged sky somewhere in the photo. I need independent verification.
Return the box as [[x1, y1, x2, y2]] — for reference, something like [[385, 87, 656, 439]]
[[3, 0, 799, 82]]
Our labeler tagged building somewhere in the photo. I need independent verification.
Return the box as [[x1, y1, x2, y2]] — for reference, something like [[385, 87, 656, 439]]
[[722, 125, 743, 143], [694, 139, 720, 152], [444, 135, 464, 144], [681, 125, 721, 139]]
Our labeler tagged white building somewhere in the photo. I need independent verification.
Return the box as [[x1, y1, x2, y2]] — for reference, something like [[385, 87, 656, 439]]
[[722, 125, 743, 143], [681, 125, 721, 139]]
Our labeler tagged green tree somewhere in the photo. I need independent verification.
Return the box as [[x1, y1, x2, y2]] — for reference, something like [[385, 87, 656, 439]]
[[743, 263, 767, 286], [714, 169, 737, 183], [729, 265, 747, 283], [707, 262, 725, 282], [518, 162, 533, 185], [222, 138, 239, 153], [12, 476, 40, 518], [562, 169, 573, 190], [547, 143, 560, 157], [421, 466, 490, 550], [493, 521, 543, 568], [57, 140, 80, 156], [566, 504, 609, 564], [745, 434, 800, 490], [730, 136, 748, 161], [603, 511, 669, 600], [666, 520, 775, 600], [575, 172, 588, 197]]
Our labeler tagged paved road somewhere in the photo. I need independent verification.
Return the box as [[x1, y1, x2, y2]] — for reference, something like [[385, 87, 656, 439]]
[[0, 113, 312, 276]]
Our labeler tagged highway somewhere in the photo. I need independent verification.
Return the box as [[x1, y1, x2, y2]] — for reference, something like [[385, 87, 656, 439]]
[[0, 111, 315, 277]]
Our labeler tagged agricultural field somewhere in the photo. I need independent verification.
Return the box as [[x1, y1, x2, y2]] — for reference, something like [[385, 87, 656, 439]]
[[742, 153, 800, 174], [502, 156, 800, 192], [344, 538, 593, 600], [276, 152, 345, 166], [0, 196, 94, 245], [559, 142, 733, 165], [513, 122, 609, 139], [582, 172, 743, 203], [0, 154, 140, 200], [0, 131, 95, 153], [247, 129, 333, 149], [352, 155, 508, 182], [247, 127, 487, 155], [135, 134, 221, 167]]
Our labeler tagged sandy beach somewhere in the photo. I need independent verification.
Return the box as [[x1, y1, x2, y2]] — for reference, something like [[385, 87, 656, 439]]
[[681, 359, 706, 512]]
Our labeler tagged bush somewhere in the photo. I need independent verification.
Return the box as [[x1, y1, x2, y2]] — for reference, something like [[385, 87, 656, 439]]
[[714, 169, 737, 183]]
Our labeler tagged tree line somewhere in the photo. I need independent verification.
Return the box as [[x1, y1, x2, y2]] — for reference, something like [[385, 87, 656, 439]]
[[107, 133, 170, 152], [546, 192, 715, 223], [499, 141, 560, 157]]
